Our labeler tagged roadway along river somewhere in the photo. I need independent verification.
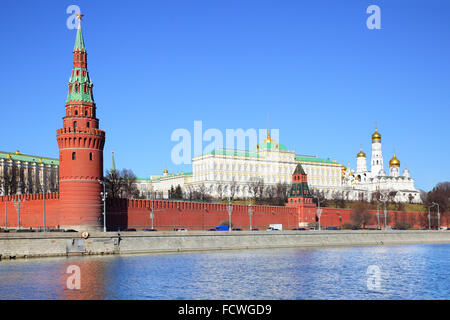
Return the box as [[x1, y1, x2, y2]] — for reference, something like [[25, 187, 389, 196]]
[[0, 243, 449, 299]]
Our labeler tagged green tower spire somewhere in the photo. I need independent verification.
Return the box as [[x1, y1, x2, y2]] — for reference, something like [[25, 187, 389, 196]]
[[73, 16, 85, 51], [66, 14, 95, 104], [111, 152, 116, 172]]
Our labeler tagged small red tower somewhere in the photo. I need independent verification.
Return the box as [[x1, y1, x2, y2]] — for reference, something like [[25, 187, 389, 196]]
[[287, 164, 317, 228], [56, 15, 105, 231]]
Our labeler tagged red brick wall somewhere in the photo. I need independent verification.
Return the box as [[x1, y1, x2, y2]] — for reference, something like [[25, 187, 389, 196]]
[[0, 193, 60, 229], [107, 199, 301, 230], [0, 196, 445, 231], [106, 199, 443, 231]]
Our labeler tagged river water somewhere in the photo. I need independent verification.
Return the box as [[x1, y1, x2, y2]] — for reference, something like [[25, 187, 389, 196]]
[[0, 244, 449, 299]]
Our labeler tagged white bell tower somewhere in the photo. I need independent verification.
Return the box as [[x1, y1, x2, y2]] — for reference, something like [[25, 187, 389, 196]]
[[370, 128, 384, 176]]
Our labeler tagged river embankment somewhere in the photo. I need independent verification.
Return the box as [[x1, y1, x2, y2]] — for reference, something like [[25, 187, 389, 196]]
[[1, 230, 450, 260]]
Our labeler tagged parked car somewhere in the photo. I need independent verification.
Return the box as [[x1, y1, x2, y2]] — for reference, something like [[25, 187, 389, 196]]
[[232, 228, 242, 231], [250, 228, 259, 231], [175, 228, 188, 232], [64, 229, 78, 233], [207, 228, 216, 231], [215, 225, 229, 231], [326, 226, 339, 230], [124, 228, 136, 232], [292, 228, 306, 231], [266, 227, 280, 231], [142, 228, 157, 232], [16, 229, 35, 233]]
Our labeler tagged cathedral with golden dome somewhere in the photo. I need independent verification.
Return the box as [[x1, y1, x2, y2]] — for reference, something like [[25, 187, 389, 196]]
[[340, 127, 421, 203]]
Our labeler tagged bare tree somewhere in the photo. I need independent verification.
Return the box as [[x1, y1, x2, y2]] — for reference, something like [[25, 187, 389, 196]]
[[104, 169, 122, 198], [248, 177, 263, 203], [310, 188, 327, 207], [216, 183, 224, 201], [229, 178, 237, 201], [275, 182, 289, 206], [121, 169, 138, 198], [351, 201, 373, 229], [2, 161, 18, 195]]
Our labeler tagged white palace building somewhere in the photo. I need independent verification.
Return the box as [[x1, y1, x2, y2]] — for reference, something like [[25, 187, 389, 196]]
[[136, 129, 421, 203]]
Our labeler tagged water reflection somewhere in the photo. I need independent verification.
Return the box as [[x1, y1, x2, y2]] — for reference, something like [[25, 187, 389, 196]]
[[0, 244, 449, 299]]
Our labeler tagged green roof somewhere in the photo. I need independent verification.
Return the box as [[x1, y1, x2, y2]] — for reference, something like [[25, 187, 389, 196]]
[[137, 172, 193, 182], [74, 22, 85, 51], [293, 163, 306, 175], [295, 155, 335, 164], [203, 149, 262, 158], [0, 151, 59, 166], [260, 142, 288, 151]]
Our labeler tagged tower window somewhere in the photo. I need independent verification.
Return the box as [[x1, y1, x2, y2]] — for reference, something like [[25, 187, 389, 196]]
[[75, 110, 78, 116], [87, 122, 90, 128], [73, 121, 77, 131], [72, 152, 76, 160], [89, 152, 93, 161], [85, 110, 88, 116]]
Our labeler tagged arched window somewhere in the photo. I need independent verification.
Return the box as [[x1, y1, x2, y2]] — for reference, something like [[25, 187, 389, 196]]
[[72, 152, 76, 160], [87, 122, 90, 128], [74, 110, 78, 116], [73, 121, 77, 131], [89, 152, 93, 161], [85, 110, 88, 116]]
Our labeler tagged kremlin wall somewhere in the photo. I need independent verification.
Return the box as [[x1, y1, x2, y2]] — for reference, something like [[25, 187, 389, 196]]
[[0, 17, 444, 234], [0, 194, 437, 231]]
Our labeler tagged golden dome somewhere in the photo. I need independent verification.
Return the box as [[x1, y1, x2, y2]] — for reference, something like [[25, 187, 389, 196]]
[[372, 129, 381, 142], [389, 153, 400, 167], [263, 131, 275, 144], [163, 168, 168, 174], [357, 149, 366, 158]]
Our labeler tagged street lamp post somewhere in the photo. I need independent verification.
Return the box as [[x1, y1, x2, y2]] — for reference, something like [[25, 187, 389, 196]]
[[428, 205, 432, 230], [227, 198, 232, 232], [43, 181, 46, 232], [12, 199, 22, 230], [98, 180, 107, 232], [248, 204, 253, 231], [4, 193, 7, 230], [376, 203, 380, 230], [150, 199, 155, 229]]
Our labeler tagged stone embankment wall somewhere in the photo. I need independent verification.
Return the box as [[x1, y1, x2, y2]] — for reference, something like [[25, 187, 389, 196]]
[[1, 230, 450, 260]]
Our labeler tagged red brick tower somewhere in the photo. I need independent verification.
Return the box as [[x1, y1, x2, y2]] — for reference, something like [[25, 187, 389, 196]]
[[287, 164, 317, 228], [56, 15, 105, 231]]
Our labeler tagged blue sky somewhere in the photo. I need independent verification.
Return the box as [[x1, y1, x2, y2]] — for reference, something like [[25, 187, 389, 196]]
[[1, 0, 449, 191]]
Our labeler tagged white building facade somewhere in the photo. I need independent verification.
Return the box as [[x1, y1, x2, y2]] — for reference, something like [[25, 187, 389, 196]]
[[136, 130, 421, 203], [136, 132, 343, 199], [340, 129, 421, 203]]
